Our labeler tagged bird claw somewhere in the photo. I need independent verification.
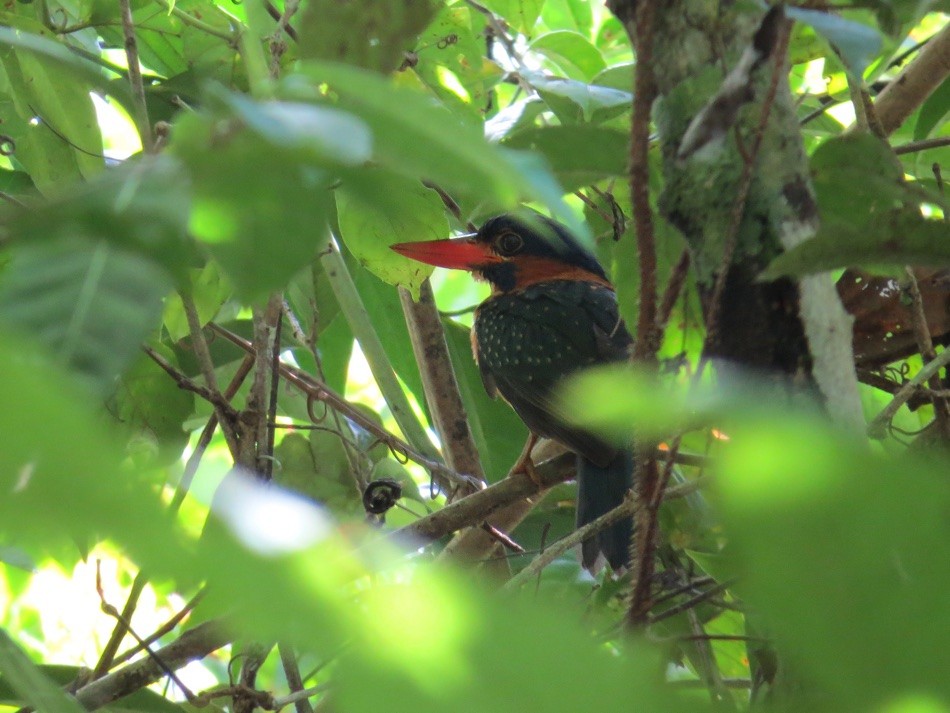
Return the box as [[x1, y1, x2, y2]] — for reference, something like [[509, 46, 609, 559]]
[[511, 434, 542, 486]]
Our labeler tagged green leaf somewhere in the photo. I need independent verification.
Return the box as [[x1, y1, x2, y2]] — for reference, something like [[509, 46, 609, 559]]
[[295, 62, 585, 238], [172, 103, 333, 302], [529, 31, 606, 82], [719, 417, 950, 708], [522, 70, 632, 123], [764, 135, 950, 277], [5, 155, 194, 282], [112, 345, 196, 467], [764, 208, 950, 278], [298, 0, 437, 73], [478, 0, 543, 34], [0, 632, 85, 713], [502, 125, 627, 191], [215, 89, 373, 166], [786, 8, 882, 77], [0, 238, 172, 395], [541, 0, 594, 35], [336, 172, 445, 298], [0, 335, 191, 571], [914, 76, 950, 140]]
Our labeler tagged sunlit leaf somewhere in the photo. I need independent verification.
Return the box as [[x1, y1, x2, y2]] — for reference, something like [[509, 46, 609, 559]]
[[336, 171, 445, 298]]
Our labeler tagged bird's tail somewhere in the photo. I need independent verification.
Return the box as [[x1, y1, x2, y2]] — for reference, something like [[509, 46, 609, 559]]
[[576, 449, 634, 572]]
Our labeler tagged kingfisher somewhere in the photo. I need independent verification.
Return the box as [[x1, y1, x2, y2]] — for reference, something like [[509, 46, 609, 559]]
[[392, 211, 634, 571]]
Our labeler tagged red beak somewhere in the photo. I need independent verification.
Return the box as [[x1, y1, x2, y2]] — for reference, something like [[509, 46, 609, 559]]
[[390, 235, 501, 271]]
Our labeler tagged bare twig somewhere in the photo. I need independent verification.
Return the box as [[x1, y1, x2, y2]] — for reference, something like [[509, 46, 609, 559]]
[[902, 268, 950, 436], [278, 644, 315, 713], [119, 0, 151, 150], [656, 249, 691, 337], [868, 347, 950, 438], [208, 324, 476, 493], [893, 136, 950, 155], [142, 345, 240, 423], [111, 589, 206, 667], [874, 21, 950, 136], [649, 579, 736, 624], [399, 281, 486, 499], [92, 574, 147, 679], [180, 292, 241, 457]]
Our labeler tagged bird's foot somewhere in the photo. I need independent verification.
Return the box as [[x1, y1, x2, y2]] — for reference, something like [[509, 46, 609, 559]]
[[511, 433, 542, 486]]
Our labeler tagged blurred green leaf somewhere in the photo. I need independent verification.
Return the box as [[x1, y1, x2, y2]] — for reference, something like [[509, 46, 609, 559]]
[[478, 0, 544, 34], [719, 416, 950, 709], [0, 335, 191, 570], [0, 237, 172, 395], [786, 8, 882, 77], [502, 125, 627, 190], [764, 134, 950, 278], [298, 0, 437, 73], [4, 155, 194, 282], [172, 99, 333, 302], [336, 172, 445, 298], [0, 632, 85, 713]]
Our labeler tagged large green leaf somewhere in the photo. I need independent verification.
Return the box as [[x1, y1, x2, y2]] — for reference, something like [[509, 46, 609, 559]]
[[477, 0, 543, 34], [293, 62, 585, 238], [5, 155, 194, 282], [0, 238, 172, 395], [529, 30, 606, 82], [522, 70, 632, 123], [298, 0, 437, 73], [502, 125, 628, 191], [172, 100, 334, 302], [764, 134, 950, 278], [719, 416, 950, 709], [336, 171, 444, 298], [0, 336, 192, 570], [786, 8, 883, 77], [0, 633, 85, 713]]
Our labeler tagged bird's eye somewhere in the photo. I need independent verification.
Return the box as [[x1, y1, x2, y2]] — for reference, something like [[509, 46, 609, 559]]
[[495, 231, 524, 256]]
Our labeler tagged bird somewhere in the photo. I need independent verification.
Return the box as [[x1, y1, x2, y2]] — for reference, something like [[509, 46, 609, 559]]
[[391, 211, 634, 571]]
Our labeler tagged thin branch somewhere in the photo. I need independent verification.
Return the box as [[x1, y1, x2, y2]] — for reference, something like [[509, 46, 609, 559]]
[[394, 450, 576, 543], [111, 589, 206, 667], [649, 579, 736, 624], [208, 324, 477, 493], [893, 136, 950, 155], [153, 0, 238, 42], [168, 354, 255, 513], [278, 644, 315, 713], [868, 347, 950, 439], [629, 3, 659, 360], [91, 574, 147, 679], [119, 0, 151, 150], [179, 291, 241, 457], [399, 280, 486, 499], [142, 345, 240, 423], [656, 249, 691, 337], [874, 21, 950, 136]]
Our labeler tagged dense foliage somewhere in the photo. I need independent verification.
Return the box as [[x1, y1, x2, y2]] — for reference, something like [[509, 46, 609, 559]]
[[0, 1, 949, 712]]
